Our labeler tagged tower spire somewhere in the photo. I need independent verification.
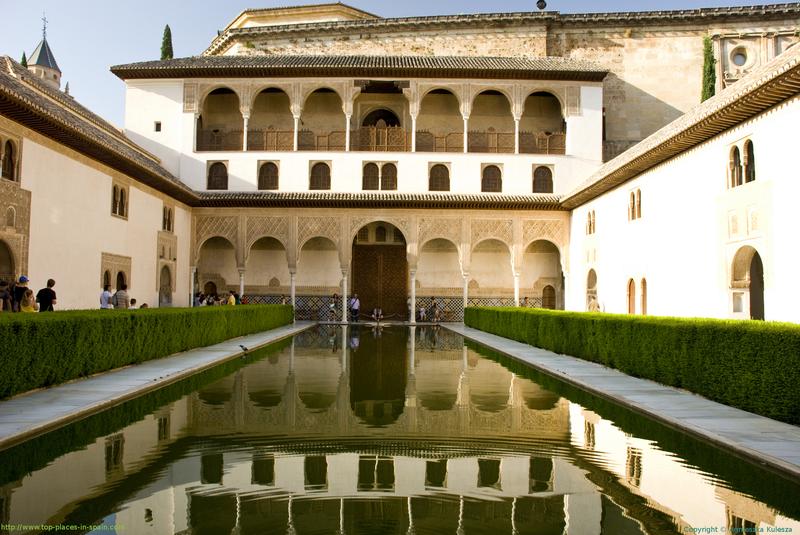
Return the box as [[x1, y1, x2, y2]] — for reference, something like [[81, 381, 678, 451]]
[[42, 11, 48, 40]]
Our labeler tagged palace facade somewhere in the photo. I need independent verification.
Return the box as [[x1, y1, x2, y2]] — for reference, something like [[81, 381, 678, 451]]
[[1, 3, 799, 320]]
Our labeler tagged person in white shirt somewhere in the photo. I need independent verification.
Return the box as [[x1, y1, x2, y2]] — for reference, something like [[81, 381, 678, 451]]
[[100, 284, 113, 309]]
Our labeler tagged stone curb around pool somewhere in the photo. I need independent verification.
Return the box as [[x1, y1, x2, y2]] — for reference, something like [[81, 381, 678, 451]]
[[0, 321, 317, 452], [444, 323, 800, 482]]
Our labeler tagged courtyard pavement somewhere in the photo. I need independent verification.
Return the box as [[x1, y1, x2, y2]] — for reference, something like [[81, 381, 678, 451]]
[[0, 321, 314, 451], [445, 323, 800, 481]]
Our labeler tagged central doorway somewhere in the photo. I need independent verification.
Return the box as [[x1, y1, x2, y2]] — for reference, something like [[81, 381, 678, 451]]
[[352, 222, 408, 320]]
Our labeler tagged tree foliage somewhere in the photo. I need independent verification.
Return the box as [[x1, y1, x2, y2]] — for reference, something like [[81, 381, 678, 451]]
[[701, 36, 716, 102], [20, 52, 27, 67], [161, 24, 174, 60]]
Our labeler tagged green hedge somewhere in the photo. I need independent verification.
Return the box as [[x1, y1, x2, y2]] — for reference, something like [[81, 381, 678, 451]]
[[0, 305, 293, 399], [465, 307, 800, 424]]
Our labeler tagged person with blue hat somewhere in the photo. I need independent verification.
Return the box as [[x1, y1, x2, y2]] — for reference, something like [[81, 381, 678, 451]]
[[13, 275, 29, 312]]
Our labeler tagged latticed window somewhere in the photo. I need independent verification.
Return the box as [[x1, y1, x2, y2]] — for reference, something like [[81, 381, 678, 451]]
[[381, 163, 397, 190], [208, 162, 228, 190], [635, 189, 641, 219], [362, 163, 379, 190], [310, 163, 331, 190], [162, 207, 168, 230], [357, 227, 369, 242], [429, 164, 450, 192], [729, 146, 743, 188], [375, 226, 387, 242], [118, 188, 127, 217], [542, 285, 556, 309], [744, 140, 755, 183], [258, 162, 279, 190], [532, 166, 553, 193], [112, 186, 119, 215], [2, 141, 16, 181], [481, 165, 502, 192]]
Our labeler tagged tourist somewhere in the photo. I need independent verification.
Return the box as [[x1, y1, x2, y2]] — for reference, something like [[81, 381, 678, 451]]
[[349, 293, 360, 322], [194, 292, 203, 307], [588, 297, 601, 312], [7, 281, 17, 311], [329, 293, 339, 321], [139, 303, 149, 309], [20, 289, 38, 312], [100, 284, 113, 309], [429, 297, 441, 323], [0, 280, 11, 312], [227, 292, 236, 306], [112, 284, 130, 309], [371, 307, 384, 322], [418, 303, 426, 322], [280, 294, 287, 305], [13, 276, 29, 312], [233, 292, 241, 305], [521, 296, 529, 307], [35, 279, 57, 312]]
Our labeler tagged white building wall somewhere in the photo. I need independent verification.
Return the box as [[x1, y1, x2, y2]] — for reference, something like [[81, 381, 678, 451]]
[[21, 138, 191, 310], [567, 95, 800, 322], [124, 81, 185, 176]]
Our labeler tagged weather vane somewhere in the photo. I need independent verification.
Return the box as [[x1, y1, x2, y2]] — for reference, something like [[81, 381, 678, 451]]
[[42, 11, 48, 39], [537, 0, 547, 10]]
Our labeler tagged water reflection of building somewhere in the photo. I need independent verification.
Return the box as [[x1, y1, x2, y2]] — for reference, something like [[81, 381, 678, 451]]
[[2, 329, 799, 534]]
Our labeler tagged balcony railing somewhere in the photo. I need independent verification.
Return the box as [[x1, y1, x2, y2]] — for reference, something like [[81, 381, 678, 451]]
[[351, 126, 411, 152], [519, 132, 566, 155], [197, 129, 243, 152], [298, 130, 346, 151], [415, 131, 463, 153], [247, 130, 294, 151], [467, 131, 515, 154]]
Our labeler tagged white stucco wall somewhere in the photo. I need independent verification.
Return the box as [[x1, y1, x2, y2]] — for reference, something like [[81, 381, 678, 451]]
[[567, 95, 800, 322]]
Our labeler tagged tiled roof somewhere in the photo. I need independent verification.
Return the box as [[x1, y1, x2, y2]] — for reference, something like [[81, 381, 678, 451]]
[[28, 38, 60, 72], [111, 55, 607, 82], [561, 43, 800, 209], [206, 3, 800, 55], [0, 56, 198, 205], [198, 191, 564, 210]]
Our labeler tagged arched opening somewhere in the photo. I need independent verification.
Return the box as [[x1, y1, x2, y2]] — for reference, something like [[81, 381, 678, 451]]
[[2, 141, 16, 181], [5, 206, 15, 228], [481, 165, 502, 193], [203, 281, 218, 296], [417, 238, 461, 319], [381, 163, 397, 191], [159, 265, 172, 307], [168, 208, 174, 231], [258, 162, 279, 190], [296, 237, 341, 319], [533, 166, 553, 193], [197, 87, 243, 151], [248, 87, 293, 151], [520, 381, 561, 411], [641, 278, 648, 315], [198, 236, 237, 298], [416, 89, 462, 152], [310, 162, 331, 190], [115, 271, 127, 291], [245, 237, 289, 300], [627, 279, 636, 314], [587, 269, 598, 310], [362, 163, 379, 190], [207, 162, 228, 190], [0, 240, 15, 283], [352, 82, 408, 151], [468, 90, 514, 153], [118, 189, 127, 217], [112, 186, 119, 215], [361, 108, 400, 127], [103, 270, 111, 289], [730, 146, 743, 188], [744, 140, 755, 183], [520, 92, 566, 155], [415, 350, 460, 410], [429, 164, 449, 192], [635, 189, 642, 219], [352, 221, 408, 320], [299, 88, 345, 151], [472, 239, 513, 300], [732, 246, 764, 320], [521, 240, 563, 309]]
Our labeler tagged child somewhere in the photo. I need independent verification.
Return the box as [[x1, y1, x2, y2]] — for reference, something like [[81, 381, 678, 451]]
[[20, 289, 38, 312]]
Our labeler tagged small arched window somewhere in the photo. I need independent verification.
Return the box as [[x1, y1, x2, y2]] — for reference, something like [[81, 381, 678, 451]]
[[2, 141, 16, 181], [112, 186, 119, 215], [730, 147, 743, 188], [381, 163, 397, 191], [258, 162, 279, 190], [5, 206, 15, 228], [591, 211, 596, 234], [119, 189, 127, 217], [168, 209, 173, 232], [627, 279, 636, 314], [162, 207, 168, 230], [208, 162, 228, 190], [542, 285, 556, 309], [635, 190, 641, 219], [375, 226, 387, 242], [103, 270, 111, 288], [116, 271, 126, 291], [533, 166, 553, 193], [629, 192, 636, 220], [310, 162, 331, 190], [744, 140, 755, 183], [587, 213, 592, 235], [429, 164, 450, 192], [362, 163, 379, 190], [641, 278, 647, 315], [481, 165, 502, 193]]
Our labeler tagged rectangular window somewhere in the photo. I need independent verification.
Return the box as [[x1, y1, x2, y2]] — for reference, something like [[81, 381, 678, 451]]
[[154, 121, 162, 132]]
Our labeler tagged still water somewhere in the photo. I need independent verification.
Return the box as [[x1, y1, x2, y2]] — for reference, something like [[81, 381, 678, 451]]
[[0, 326, 798, 534]]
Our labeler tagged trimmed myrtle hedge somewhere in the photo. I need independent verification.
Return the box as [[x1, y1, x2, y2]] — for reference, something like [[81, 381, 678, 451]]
[[0, 305, 293, 399], [465, 307, 800, 425]]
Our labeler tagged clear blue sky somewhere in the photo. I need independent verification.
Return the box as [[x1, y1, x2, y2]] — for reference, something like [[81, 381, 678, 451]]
[[1, 0, 776, 126]]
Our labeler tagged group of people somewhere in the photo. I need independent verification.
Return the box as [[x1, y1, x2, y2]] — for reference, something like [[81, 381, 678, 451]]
[[0, 276, 57, 313], [417, 297, 443, 323], [99, 284, 148, 309], [324, 293, 385, 322], [193, 291, 242, 307]]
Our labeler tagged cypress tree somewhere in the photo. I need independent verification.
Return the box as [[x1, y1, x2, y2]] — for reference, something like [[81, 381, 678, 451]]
[[161, 24, 174, 60], [701, 36, 716, 102], [20, 52, 27, 67]]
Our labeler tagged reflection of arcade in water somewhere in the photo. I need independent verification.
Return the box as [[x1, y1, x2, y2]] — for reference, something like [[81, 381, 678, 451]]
[[2, 327, 797, 534]]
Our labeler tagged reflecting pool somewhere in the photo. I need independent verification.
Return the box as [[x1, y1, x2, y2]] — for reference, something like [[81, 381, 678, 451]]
[[0, 326, 798, 534]]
